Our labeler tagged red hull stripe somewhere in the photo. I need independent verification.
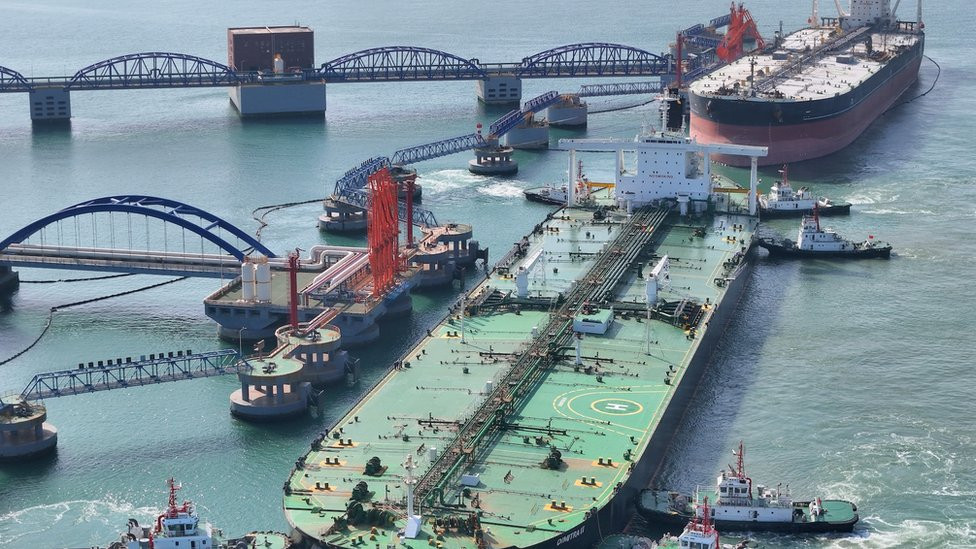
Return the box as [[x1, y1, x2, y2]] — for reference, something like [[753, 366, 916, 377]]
[[691, 56, 922, 166]]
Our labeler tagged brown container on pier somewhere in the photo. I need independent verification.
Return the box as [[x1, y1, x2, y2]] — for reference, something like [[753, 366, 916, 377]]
[[227, 26, 314, 72]]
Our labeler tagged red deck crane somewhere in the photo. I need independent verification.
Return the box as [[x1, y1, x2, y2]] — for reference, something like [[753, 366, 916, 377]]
[[717, 2, 765, 64], [367, 168, 400, 298]]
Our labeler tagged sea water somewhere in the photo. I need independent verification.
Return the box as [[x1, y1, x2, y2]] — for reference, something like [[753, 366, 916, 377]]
[[0, 1, 973, 547]]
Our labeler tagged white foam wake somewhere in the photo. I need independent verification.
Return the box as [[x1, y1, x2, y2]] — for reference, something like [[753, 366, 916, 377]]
[[0, 498, 160, 547]]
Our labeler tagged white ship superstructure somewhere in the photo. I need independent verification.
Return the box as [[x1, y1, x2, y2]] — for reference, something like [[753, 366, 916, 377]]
[[559, 128, 767, 214]]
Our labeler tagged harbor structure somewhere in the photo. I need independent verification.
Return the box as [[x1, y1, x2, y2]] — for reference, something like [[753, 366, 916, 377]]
[[0, 10, 741, 122]]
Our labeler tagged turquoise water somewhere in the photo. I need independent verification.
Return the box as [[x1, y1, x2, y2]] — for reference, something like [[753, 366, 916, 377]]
[[1, 1, 974, 547]]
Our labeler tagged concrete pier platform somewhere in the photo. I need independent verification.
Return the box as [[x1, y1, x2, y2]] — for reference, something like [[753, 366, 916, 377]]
[[0, 397, 58, 460], [469, 145, 518, 175], [230, 382, 311, 420], [547, 94, 588, 127], [319, 199, 367, 232], [502, 115, 549, 149], [230, 81, 326, 117]]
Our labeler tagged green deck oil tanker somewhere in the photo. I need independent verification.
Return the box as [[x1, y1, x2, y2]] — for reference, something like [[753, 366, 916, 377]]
[[282, 125, 768, 549]]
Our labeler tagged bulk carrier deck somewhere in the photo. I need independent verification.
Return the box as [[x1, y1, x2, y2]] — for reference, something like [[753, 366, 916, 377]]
[[282, 192, 759, 548]]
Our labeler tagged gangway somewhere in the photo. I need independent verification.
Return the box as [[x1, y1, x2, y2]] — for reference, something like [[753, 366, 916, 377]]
[[577, 81, 663, 97], [19, 349, 247, 401], [391, 133, 487, 165], [488, 91, 560, 138], [330, 91, 562, 225]]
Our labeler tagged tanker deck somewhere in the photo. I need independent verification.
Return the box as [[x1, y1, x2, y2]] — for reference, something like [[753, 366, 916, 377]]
[[283, 200, 757, 549]]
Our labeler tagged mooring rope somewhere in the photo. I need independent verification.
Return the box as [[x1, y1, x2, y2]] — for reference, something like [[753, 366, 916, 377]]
[[19, 273, 134, 284], [883, 55, 940, 115], [251, 198, 326, 240], [0, 276, 187, 366]]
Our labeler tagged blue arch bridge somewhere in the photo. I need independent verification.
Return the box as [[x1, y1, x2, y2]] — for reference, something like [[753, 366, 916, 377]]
[[0, 196, 276, 279]]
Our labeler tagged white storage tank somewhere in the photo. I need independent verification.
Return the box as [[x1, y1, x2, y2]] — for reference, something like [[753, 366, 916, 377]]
[[241, 261, 256, 301], [255, 261, 272, 302]]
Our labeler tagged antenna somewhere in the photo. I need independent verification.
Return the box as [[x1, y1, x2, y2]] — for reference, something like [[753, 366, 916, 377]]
[[403, 454, 422, 538], [734, 441, 746, 478], [166, 478, 182, 517], [404, 454, 416, 517]]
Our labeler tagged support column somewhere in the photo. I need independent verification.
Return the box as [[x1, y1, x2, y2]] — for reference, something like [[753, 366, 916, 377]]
[[476, 76, 522, 105], [575, 333, 583, 366], [0, 266, 19, 293], [749, 156, 759, 216], [28, 88, 70, 122], [242, 381, 250, 402], [567, 149, 577, 207]]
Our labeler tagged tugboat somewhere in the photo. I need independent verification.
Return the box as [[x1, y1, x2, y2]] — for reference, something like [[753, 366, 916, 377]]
[[638, 443, 860, 533], [109, 478, 219, 549], [523, 183, 569, 205], [666, 496, 721, 548], [599, 498, 755, 549], [523, 159, 589, 205], [757, 207, 890, 259], [758, 166, 850, 218]]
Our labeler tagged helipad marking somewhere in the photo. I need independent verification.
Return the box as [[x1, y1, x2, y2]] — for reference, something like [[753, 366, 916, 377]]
[[590, 398, 644, 416]]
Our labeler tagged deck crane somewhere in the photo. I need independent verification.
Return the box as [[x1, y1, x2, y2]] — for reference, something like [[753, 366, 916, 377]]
[[716, 2, 765, 63]]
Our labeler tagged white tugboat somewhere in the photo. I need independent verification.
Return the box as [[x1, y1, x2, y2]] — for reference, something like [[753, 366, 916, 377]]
[[757, 207, 891, 259], [638, 442, 859, 533], [523, 159, 591, 205], [758, 166, 850, 218]]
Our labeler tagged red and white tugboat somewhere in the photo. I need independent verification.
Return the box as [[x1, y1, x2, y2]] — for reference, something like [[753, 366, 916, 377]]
[[598, 497, 755, 549], [674, 496, 721, 549], [115, 478, 217, 549], [758, 166, 850, 218], [638, 443, 859, 533], [757, 206, 891, 258]]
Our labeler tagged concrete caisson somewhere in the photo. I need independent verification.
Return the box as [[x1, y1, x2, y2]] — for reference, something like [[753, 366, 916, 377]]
[[476, 76, 522, 105], [28, 88, 71, 123]]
